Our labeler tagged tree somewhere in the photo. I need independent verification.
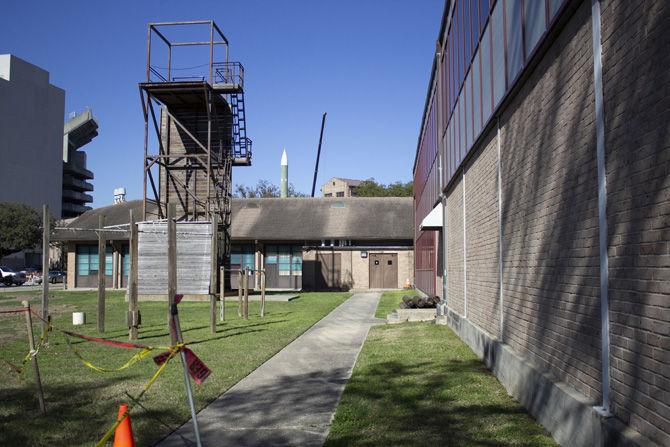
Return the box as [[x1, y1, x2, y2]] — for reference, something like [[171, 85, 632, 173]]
[[234, 179, 307, 198], [0, 203, 43, 259], [354, 178, 413, 197]]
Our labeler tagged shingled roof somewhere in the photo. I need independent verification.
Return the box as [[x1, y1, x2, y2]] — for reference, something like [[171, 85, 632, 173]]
[[231, 197, 412, 241], [52, 200, 146, 241], [53, 197, 413, 242]]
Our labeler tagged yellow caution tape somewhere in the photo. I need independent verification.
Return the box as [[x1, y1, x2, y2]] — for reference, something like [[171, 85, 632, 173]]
[[3, 324, 51, 376], [95, 407, 129, 447], [94, 345, 183, 447], [64, 334, 155, 373]]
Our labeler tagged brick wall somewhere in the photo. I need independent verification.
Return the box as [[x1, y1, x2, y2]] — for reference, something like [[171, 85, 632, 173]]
[[417, 0, 670, 444], [446, 180, 465, 316], [499, 0, 602, 402], [601, 0, 670, 444], [464, 128, 500, 339]]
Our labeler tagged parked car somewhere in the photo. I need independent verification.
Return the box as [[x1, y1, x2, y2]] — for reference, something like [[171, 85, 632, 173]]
[[0, 266, 26, 286], [48, 271, 67, 284]]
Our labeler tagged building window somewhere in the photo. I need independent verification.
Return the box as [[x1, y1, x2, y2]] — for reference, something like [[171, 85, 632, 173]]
[[266, 245, 302, 276], [524, 0, 546, 57], [122, 244, 130, 277], [291, 247, 302, 276], [491, 0, 505, 106], [455, 4, 462, 86], [549, 0, 564, 19], [278, 245, 291, 276], [480, 21, 492, 124], [505, 0, 523, 83], [324, 193, 332, 197], [459, 93, 467, 162], [76, 245, 112, 276], [336, 191, 344, 197], [465, 69, 472, 149], [463, 0, 471, 67], [473, 47, 482, 139], [480, 0, 491, 31], [231, 244, 254, 270]]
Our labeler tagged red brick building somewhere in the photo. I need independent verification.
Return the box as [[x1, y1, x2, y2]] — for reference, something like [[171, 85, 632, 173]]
[[412, 1, 669, 445]]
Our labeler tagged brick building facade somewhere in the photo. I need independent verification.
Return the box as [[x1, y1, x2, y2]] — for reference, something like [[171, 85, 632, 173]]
[[413, 0, 669, 445], [320, 177, 363, 197]]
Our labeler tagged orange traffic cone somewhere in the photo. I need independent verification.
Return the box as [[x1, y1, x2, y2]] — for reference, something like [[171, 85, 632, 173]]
[[113, 403, 135, 447]]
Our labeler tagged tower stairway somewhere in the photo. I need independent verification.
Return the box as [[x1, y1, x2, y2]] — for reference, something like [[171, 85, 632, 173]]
[[229, 92, 252, 166]]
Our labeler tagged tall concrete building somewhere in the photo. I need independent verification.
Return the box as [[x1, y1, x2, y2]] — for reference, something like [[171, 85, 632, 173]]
[[0, 54, 65, 217], [62, 109, 99, 217], [413, 1, 670, 446]]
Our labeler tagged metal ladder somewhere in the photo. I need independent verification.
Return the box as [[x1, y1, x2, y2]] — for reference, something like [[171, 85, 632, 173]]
[[230, 93, 248, 159]]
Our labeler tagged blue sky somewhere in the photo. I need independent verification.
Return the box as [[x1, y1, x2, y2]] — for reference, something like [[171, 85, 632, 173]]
[[0, 0, 443, 206]]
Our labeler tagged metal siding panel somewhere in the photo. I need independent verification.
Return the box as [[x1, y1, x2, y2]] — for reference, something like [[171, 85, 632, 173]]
[[137, 222, 212, 295]]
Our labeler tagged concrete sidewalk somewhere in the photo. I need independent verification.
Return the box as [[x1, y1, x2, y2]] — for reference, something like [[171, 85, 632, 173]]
[[158, 292, 382, 447]]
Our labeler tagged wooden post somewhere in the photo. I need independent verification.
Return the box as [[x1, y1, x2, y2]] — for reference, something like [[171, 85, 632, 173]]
[[260, 270, 266, 318], [97, 215, 106, 333], [209, 215, 218, 334], [41, 204, 50, 343], [167, 204, 177, 336], [243, 267, 249, 320], [128, 210, 139, 341], [237, 270, 243, 317], [219, 267, 225, 322], [22, 301, 46, 414]]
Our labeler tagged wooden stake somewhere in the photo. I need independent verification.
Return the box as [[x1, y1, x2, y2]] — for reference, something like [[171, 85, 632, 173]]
[[41, 204, 50, 343], [243, 267, 249, 320], [209, 215, 218, 333], [97, 215, 106, 333], [22, 301, 46, 414], [219, 267, 225, 322], [260, 270, 266, 318], [167, 204, 177, 336], [237, 270, 243, 317], [128, 210, 139, 341]]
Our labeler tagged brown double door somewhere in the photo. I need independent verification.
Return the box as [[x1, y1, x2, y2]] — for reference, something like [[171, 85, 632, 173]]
[[369, 253, 398, 289], [316, 252, 341, 289]]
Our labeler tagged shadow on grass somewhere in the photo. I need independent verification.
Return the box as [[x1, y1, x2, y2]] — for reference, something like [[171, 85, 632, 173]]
[[325, 357, 554, 447], [156, 358, 549, 447], [0, 375, 185, 447], [137, 319, 289, 341]]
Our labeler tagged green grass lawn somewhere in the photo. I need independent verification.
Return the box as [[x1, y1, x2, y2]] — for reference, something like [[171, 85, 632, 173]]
[[374, 289, 419, 318], [0, 290, 350, 446], [325, 323, 557, 447]]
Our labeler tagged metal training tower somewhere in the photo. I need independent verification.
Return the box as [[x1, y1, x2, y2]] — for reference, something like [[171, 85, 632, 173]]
[[139, 20, 252, 250]]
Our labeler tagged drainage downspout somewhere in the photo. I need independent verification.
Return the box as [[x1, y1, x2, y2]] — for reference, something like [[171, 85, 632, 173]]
[[497, 117, 504, 342], [438, 153, 448, 307], [462, 170, 467, 319], [591, 0, 611, 416]]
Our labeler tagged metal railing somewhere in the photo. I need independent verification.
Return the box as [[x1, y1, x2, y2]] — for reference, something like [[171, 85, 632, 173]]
[[213, 62, 244, 88], [233, 137, 252, 161]]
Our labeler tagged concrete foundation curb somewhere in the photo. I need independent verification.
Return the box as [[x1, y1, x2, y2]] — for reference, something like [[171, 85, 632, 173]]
[[437, 310, 660, 447]]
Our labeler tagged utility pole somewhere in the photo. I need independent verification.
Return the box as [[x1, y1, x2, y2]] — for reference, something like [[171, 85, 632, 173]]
[[311, 112, 327, 197]]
